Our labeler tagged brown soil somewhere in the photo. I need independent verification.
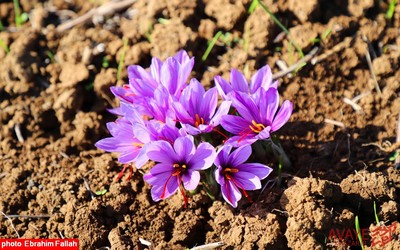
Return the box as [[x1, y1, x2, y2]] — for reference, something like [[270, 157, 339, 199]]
[[1, 0, 400, 249]]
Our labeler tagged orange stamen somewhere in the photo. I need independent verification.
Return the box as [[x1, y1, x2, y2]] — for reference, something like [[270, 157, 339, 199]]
[[194, 114, 205, 127], [249, 120, 265, 133]]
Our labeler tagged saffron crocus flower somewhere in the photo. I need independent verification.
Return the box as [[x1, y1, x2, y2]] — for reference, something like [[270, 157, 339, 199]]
[[144, 135, 216, 207], [214, 65, 278, 100], [221, 87, 293, 147], [110, 50, 194, 108], [95, 118, 144, 165], [215, 145, 272, 207], [173, 79, 231, 135]]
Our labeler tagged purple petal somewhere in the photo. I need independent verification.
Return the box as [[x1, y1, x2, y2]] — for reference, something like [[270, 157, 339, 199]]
[[110, 86, 135, 103], [210, 100, 231, 127], [118, 150, 140, 163], [224, 135, 258, 147], [229, 145, 252, 166], [261, 88, 279, 125], [146, 141, 177, 164], [173, 136, 195, 163], [250, 65, 274, 93], [150, 57, 163, 83], [271, 100, 293, 132], [182, 170, 200, 190], [220, 115, 249, 135], [255, 127, 271, 140], [181, 123, 201, 136], [220, 180, 241, 208], [237, 163, 273, 180], [199, 87, 218, 120], [232, 171, 261, 190], [214, 75, 232, 100], [188, 142, 216, 170], [230, 91, 260, 122], [128, 65, 157, 87], [134, 146, 150, 168], [215, 145, 232, 168], [230, 69, 249, 93], [181, 79, 204, 117]]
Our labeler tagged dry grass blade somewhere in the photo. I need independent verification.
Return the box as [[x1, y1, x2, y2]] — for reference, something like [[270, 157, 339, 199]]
[[343, 97, 362, 112], [0, 210, 20, 238], [324, 118, 345, 128], [57, 0, 137, 32], [364, 48, 382, 95], [14, 123, 24, 143], [190, 242, 225, 250], [311, 36, 355, 65], [272, 47, 319, 79]]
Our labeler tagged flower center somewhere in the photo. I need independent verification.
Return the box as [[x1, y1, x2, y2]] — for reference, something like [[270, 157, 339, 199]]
[[249, 120, 265, 133], [132, 142, 144, 147], [194, 114, 205, 127], [222, 167, 239, 179], [172, 163, 187, 175]]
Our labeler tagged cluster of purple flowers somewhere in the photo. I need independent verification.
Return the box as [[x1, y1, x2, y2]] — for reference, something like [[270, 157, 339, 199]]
[[96, 50, 293, 208]]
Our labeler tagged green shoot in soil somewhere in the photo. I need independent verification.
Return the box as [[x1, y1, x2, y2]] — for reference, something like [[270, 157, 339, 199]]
[[158, 18, 170, 25], [13, 0, 29, 28], [277, 162, 282, 188], [248, 0, 259, 14], [256, 0, 304, 58], [95, 189, 107, 196], [46, 51, 56, 63], [386, 0, 398, 19], [389, 151, 399, 161], [0, 39, 10, 54], [117, 38, 128, 82], [102, 56, 109, 68], [202, 31, 222, 61], [373, 201, 380, 225], [355, 216, 365, 250]]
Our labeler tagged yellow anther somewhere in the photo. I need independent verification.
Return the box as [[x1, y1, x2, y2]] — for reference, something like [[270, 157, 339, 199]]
[[132, 142, 144, 147], [249, 120, 265, 133]]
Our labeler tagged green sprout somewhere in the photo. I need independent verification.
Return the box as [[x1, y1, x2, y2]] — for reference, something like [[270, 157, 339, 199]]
[[373, 201, 380, 225], [0, 39, 10, 54], [95, 189, 107, 196], [202, 31, 222, 61], [157, 18, 170, 25], [102, 56, 109, 68], [389, 151, 399, 161], [311, 29, 332, 44], [256, 0, 304, 58], [46, 51, 56, 63], [0, 20, 4, 31], [355, 215, 365, 250], [386, 0, 398, 20], [248, 0, 259, 14], [117, 37, 128, 82], [13, 0, 29, 28]]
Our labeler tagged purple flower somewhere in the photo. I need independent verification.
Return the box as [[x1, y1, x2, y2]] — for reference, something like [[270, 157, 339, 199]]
[[95, 118, 144, 165], [173, 79, 231, 135], [214, 65, 278, 100], [221, 87, 293, 147], [215, 145, 272, 207], [110, 50, 194, 109], [144, 135, 216, 207], [96, 104, 183, 168]]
